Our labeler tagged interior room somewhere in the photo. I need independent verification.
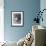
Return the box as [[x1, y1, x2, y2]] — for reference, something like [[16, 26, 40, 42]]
[[0, 0, 46, 46]]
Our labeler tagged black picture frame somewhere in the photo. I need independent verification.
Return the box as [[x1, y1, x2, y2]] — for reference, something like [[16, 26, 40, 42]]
[[11, 11, 24, 27]]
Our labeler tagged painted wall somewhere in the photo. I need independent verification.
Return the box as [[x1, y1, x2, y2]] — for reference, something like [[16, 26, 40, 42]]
[[4, 0, 40, 42], [40, 0, 46, 27]]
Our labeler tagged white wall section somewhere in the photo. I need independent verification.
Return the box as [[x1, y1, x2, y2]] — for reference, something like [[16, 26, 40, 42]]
[[0, 0, 4, 42]]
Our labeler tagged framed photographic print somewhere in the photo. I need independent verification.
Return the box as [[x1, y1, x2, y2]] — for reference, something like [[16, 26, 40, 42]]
[[11, 11, 24, 27]]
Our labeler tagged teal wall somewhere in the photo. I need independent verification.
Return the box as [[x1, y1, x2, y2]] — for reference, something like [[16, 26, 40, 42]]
[[4, 0, 40, 42], [40, 0, 46, 27]]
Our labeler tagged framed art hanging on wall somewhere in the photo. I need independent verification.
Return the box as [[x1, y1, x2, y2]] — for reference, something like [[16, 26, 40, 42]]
[[11, 11, 24, 27]]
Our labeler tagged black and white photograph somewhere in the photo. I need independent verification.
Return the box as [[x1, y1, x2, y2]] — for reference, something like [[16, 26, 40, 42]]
[[11, 11, 24, 26]]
